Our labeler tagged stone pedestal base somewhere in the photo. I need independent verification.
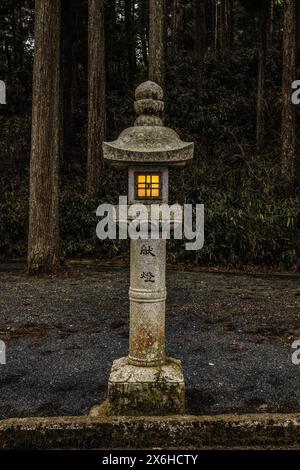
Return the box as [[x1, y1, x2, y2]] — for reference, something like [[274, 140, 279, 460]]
[[104, 356, 185, 416]]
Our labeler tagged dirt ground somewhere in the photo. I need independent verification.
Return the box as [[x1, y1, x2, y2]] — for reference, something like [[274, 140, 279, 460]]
[[0, 261, 299, 418]]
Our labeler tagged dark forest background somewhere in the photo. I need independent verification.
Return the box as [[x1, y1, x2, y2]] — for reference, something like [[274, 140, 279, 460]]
[[0, 0, 299, 271]]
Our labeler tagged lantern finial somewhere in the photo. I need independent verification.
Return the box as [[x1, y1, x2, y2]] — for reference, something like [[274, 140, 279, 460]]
[[134, 81, 164, 127]]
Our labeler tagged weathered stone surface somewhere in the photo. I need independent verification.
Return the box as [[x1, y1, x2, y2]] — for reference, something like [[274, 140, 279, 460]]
[[129, 239, 166, 366], [134, 81, 164, 126], [134, 115, 162, 127], [106, 357, 185, 416], [103, 126, 194, 167], [135, 80, 163, 101], [134, 98, 164, 116], [1, 414, 300, 449], [103, 80, 194, 168]]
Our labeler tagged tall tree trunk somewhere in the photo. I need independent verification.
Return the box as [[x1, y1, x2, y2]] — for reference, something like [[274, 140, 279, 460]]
[[61, 0, 78, 163], [106, 0, 117, 85], [139, 0, 149, 67], [281, 0, 296, 185], [28, 0, 61, 274], [296, 0, 300, 65], [87, 0, 106, 194], [125, 0, 136, 86], [256, 1, 269, 151], [171, 0, 184, 55], [149, 0, 165, 88], [194, 0, 207, 98]]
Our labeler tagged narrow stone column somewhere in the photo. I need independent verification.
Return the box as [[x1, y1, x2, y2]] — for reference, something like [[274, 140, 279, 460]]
[[129, 238, 166, 367]]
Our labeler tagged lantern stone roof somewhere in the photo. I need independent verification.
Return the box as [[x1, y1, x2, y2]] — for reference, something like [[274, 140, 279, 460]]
[[103, 81, 194, 168]]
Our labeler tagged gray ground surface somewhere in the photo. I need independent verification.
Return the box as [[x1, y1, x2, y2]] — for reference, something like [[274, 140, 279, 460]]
[[0, 262, 300, 418]]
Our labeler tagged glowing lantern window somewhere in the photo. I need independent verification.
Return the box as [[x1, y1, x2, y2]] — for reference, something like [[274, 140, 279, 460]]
[[135, 173, 161, 199]]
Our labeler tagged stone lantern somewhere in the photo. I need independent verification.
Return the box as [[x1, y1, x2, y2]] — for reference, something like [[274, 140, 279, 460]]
[[102, 81, 194, 415]]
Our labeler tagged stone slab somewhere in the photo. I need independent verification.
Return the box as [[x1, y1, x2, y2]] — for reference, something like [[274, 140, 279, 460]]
[[106, 356, 185, 415], [1, 414, 300, 449]]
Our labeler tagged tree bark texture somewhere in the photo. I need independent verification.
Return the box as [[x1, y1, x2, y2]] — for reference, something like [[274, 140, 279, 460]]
[[281, 0, 296, 185], [87, 0, 106, 194], [28, 0, 61, 274], [149, 0, 165, 88]]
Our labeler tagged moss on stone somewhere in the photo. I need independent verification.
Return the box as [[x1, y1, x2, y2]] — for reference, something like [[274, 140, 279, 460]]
[[1, 413, 300, 450]]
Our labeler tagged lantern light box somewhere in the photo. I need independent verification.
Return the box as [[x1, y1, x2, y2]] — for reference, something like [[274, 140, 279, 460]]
[[135, 173, 161, 199]]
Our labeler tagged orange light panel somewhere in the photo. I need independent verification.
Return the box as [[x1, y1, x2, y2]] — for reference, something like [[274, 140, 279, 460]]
[[136, 174, 160, 199]]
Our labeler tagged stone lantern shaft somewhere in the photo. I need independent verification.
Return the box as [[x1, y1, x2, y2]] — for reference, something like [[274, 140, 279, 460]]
[[129, 238, 166, 366]]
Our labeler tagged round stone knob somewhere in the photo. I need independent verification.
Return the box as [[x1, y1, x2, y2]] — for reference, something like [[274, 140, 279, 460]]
[[134, 80, 164, 127], [135, 80, 163, 101]]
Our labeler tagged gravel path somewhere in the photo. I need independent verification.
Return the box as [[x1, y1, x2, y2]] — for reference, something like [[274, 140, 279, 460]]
[[0, 263, 300, 418]]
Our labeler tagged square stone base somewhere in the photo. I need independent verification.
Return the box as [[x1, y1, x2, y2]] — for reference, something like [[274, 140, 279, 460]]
[[104, 356, 185, 416]]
